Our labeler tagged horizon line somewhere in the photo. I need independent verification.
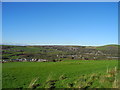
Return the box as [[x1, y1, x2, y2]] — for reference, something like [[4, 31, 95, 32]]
[[1, 43, 119, 47]]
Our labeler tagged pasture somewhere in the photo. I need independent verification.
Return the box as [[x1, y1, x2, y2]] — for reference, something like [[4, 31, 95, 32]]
[[2, 60, 118, 88]]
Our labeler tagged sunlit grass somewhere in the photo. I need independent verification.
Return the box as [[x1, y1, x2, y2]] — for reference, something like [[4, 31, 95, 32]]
[[2, 60, 118, 88]]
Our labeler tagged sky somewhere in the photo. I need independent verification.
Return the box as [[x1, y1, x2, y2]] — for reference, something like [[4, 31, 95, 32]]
[[0, 2, 2, 44], [2, 2, 118, 46], [2, 0, 120, 2]]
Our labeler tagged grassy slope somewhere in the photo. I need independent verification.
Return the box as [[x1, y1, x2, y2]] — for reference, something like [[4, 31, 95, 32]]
[[95, 44, 118, 51], [2, 60, 118, 88], [2, 44, 119, 60], [2, 45, 67, 60]]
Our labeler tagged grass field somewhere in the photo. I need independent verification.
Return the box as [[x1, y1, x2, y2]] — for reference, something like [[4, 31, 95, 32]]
[[2, 60, 118, 88]]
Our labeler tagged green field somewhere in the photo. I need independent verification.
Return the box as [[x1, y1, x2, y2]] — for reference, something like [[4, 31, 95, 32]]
[[2, 60, 118, 88]]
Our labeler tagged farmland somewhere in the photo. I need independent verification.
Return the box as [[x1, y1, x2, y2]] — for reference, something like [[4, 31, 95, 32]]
[[2, 45, 119, 88], [2, 60, 118, 88], [2, 45, 119, 62]]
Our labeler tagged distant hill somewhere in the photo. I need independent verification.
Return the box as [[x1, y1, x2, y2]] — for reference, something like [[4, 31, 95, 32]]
[[95, 44, 118, 50], [2, 44, 119, 61]]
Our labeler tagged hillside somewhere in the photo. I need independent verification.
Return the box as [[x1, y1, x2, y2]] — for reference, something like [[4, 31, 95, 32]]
[[2, 44, 119, 61]]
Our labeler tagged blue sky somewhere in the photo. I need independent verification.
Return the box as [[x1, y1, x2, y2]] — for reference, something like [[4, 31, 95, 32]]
[[2, 2, 118, 46], [0, 2, 1, 44]]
